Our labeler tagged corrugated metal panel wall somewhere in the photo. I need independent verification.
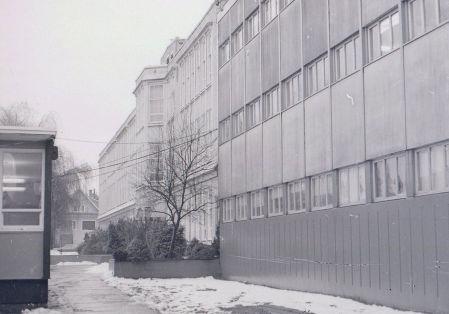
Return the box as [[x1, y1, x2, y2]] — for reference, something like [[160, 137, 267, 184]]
[[221, 193, 449, 313]]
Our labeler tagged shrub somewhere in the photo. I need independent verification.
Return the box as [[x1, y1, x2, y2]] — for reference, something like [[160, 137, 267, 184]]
[[77, 229, 108, 255], [184, 234, 219, 260]]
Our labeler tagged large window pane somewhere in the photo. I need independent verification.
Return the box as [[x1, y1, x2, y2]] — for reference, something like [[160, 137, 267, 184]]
[[441, 0, 449, 22], [339, 169, 349, 204], [374, 161, 385, 198], [369, 24, 380, 61], [345, 40, 355, 74], [397, 156, 406, 195], [317, 59, 324, 90], [424, 0, 438, 30], [431, 145, 445, 190], [358, 165, 366, 202], [349, 166, 359, 203], [380, 16, 392, 54], [391, 12, 401, 48], [337, 47, 345, 79], [386, 157, 398, 197], [355, 36, 362, 69], [3, 212, 40, 226], [409, 0, 424, 38], [3, 152, 42, 209], [326, 174, 333, 204], [417, 150, 430, 192]]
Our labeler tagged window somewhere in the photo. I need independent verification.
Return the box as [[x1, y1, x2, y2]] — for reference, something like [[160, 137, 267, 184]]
[[287, 179, 306, 213], [149, 85, 163, 122], [441, 0, 449, 22], [219, 117, 231, 143], [407, 0, 442, 40], [306, 55, 329, 96], [0, 150, 44, 231], [72, 221, 76, 230], [339, 164, 366, 206], [235, 194, 247, 220], [282, 71, 302, 110], [415, 143, 449, 194], [82, 221, 95, 230], [263, 86, 279, 120], [232, 109, 245, 137], [219, 40, 230, 67], [279, 0, 294, 11], [262, 0, 278, 27], [373, 154, 406, 201], [311, 172, 334, 210], [367, 11, 400, 62], [268, 185, 284, 216], [334, 35, 361, 81], [222, 197, 234, 222], [250, 189, 265, 218], [231, 25, 244, 55], [246, 9, 259, 42], [246, 98, 262, 129]]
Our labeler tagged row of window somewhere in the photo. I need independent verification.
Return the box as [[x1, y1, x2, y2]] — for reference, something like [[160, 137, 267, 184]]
[[222, 141, 449, 222]]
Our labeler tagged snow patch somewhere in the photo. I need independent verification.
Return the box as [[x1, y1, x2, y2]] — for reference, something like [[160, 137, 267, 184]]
[[22, 308, 62, 314], [56, 261, 97, 266], [89, 263, 420, 314], [50, 249, 78, 256]]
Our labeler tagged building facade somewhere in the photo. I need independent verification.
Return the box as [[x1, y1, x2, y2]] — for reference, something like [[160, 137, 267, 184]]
[[217, 0, 449, 313], [98, 3, 219, 243]]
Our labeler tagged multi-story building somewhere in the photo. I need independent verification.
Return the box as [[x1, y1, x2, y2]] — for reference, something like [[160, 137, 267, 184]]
[[98, 3, 219, 243], [97, 65, 167, 228], [217, 0, 449, 313]]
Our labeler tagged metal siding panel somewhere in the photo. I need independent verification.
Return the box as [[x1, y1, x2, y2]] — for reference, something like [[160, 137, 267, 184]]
[[218, 64, 231, 121], [280, 0, 302, 79], [336, 214, 345, 285], [435, 203, 449, 311], [351, 211, 362, 288], [343, 212, 353, 287], [231, 50, 245, 114], [245, 36, 261, 103], [261, 19, 280, 92], [388, 208, 402, 294], [329, 0, 359, 46], [369, 210, 381, 290], [378, 209, 390, 292], [302, 0, 328, 64], [422, 205, 438, 301], [360, 210, 371, 289]]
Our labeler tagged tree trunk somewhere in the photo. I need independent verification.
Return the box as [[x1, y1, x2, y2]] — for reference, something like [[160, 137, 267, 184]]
[[168, 220, 180, 258]]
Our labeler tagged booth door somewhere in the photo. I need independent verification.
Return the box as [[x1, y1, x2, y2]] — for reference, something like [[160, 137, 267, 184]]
[[0, 149, 45, 280]]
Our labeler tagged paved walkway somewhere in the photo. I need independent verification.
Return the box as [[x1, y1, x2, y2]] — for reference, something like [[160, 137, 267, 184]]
[[47, 264, 159, 313]]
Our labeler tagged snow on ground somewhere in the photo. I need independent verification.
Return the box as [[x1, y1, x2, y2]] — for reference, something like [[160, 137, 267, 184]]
[[22, 309, 62, 314], [88, 263, 420, 314], [56, 261, 97, 266], [50, 249, 78, 256]]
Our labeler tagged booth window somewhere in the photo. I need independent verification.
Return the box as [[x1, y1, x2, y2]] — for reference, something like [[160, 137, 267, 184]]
[[0, 150, 44, 231]]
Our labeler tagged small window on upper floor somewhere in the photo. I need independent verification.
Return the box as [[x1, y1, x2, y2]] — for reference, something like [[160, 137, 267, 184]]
[[339, 164, 366, 206], [219, 40, 230, 67], [231, 25, 243, 56], [246, 9, 260, 43], [334, 35, 361, 81], [232, 109, 245, 137], [367, 10, 401, 63], [282, 71, 302, 110], [373, 154, 406, 201], [311, 172, 334, 210], [415, 142, 449, 195], [219, 117, 231, 144], [246, 98, 262, 129], [279, 0, 294, 11], [250, 189, 265, 218], [306, 54, 329, 97], [263, 86, 279, 120], [262, 0, 278, 27]]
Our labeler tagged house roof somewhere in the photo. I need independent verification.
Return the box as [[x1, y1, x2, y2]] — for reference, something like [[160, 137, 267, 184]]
[[0, 126, 56, 142]]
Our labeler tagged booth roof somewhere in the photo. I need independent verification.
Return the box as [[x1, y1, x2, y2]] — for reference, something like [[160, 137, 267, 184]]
[[0, 126, 56, 142]]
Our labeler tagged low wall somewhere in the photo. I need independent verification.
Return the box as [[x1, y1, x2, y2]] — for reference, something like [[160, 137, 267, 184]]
[[51, 255, 112, 265], [112, 259, 221, 279]]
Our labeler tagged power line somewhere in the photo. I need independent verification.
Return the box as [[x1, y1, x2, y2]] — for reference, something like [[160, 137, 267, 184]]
[[53, 129, 217, 181]]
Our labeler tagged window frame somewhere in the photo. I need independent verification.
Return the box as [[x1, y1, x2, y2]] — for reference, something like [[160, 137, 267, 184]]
[[282, 71, 302, 110], [246, 98, 262, 129], [250, 189, 265, 219], [415, 142, 449, 195], [287, 179, 307, 213], [219, 39, 230, 67], [219, 117, 232, 144], [231, 24, 244, 56], [311, 172, 334, 211], [235, 193, 247, 221], [232, 108, 245, 137], [372, 153, 407, 202], [263, 85, 280, 120], [246, 9, 260, 43], [305, 54, 329, 97], [0, 148, 46, 232], [261, 0, 278, 27], [333, 34, 361, 82], [366, 9, 401, 63], [222, 197, 235, 223], [268, 184, 284, 216], [338, 163, 367, 207]]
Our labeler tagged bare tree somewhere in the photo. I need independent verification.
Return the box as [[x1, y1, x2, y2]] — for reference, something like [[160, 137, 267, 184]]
[[141, 113, 217, 257], [0, 102, 57, 129]]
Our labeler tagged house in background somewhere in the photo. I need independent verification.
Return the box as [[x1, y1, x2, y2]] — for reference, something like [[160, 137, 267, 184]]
[[56, 189, 98, 248]]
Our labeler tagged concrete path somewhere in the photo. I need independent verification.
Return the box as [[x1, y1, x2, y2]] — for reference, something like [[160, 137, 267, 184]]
[[47, 264, 159, 313]]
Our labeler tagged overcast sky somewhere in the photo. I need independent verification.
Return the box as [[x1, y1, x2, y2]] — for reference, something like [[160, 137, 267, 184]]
[[0, 0, 213, 168]]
